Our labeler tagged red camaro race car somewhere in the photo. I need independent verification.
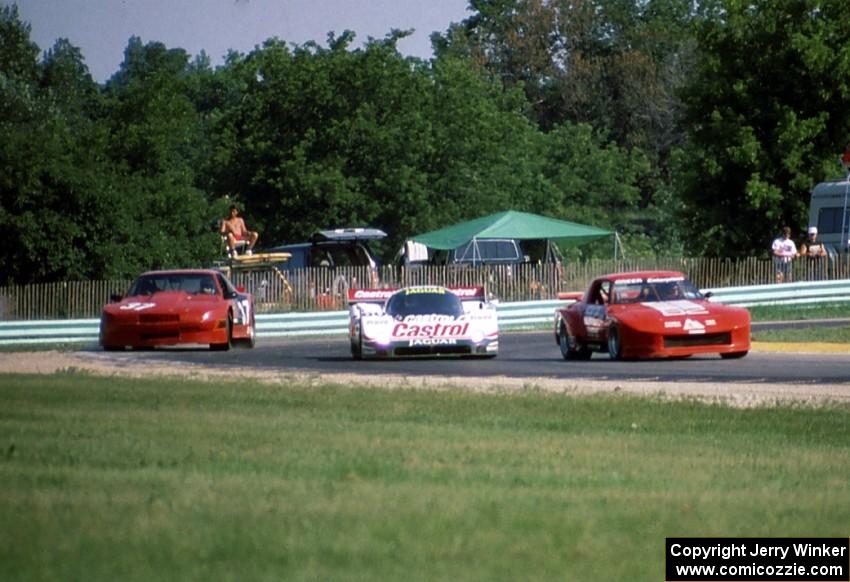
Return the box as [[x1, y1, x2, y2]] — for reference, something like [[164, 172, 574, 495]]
[[554, 271, 750, 360], [99, 269, 255, 351]]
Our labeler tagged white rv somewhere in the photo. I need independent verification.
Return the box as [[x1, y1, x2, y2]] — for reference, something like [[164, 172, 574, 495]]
[[808, 175, 850, 255]]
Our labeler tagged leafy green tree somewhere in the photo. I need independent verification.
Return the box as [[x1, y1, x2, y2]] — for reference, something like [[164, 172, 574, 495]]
[[676, 0, 850, 256], [210, 34, 438, 251], [0, 18, 222, 285], [434, 0, 695, 254], [435, 0, 696, 151], [0, 6, 108, 284], [100, 37, 221, 270], [425, 56, 549, 228]]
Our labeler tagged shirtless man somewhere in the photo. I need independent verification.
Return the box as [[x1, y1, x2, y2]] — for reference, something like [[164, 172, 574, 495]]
[[221, 205, 259, 256]]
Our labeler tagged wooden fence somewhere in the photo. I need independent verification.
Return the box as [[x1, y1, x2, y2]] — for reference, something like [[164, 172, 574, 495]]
[[2, 256, 849, 320]]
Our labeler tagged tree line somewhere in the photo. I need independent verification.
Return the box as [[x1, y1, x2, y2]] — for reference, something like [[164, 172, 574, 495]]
[[2, 1, 849, 286]]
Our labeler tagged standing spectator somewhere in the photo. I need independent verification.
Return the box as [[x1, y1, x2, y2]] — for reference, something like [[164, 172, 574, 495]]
[[800, 226, 828, 280], [771, 227, 798, 283]]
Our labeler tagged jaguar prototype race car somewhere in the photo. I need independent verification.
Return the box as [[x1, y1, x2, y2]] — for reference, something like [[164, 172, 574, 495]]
[[99, 269, 255, 351], [348, 286, 499, 359], [554, 271, 750, 360]]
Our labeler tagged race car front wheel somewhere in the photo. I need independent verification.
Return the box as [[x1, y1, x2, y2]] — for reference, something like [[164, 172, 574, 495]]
[[559, 324, 592, 361], [607, 324, 623, 361], [245, 320, 256, 348], [351, 330, 363, 360], [210, 313, 233, 351]]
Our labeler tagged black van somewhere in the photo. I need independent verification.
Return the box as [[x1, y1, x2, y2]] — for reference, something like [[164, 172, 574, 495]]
[[268, 228, 386, 270], [267, 228, 388, 296]]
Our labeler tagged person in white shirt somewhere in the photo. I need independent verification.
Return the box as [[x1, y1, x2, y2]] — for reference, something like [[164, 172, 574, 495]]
[[771, 226, 798, 283]]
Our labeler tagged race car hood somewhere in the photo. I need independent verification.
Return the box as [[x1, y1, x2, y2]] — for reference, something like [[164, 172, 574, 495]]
[[608, 300, 750, 335], [103, 291, 222, 319]]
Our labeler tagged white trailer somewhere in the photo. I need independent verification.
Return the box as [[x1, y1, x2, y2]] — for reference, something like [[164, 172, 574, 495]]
[[808, 175, 850, 255]]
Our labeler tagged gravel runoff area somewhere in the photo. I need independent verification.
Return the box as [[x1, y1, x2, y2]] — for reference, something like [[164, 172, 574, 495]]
[[1, 346, 849, 409]]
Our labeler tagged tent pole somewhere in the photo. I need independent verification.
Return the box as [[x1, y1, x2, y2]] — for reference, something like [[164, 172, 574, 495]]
[[614, 232, 625, 261]]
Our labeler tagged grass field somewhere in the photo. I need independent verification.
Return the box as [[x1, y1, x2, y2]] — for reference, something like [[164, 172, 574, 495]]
[[752, 325, 850, 343], [747, 302, 850, 321], [1, 372, 848, 581]]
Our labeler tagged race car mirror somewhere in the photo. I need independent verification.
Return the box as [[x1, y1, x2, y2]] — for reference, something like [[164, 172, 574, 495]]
[[110, 293, 123, 303]]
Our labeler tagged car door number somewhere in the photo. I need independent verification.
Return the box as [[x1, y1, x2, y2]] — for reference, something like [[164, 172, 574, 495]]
[[583, 305, 607, 337]]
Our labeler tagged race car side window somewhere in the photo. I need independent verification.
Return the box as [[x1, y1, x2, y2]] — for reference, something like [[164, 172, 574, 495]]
[[199, 276, 217, 295], [217, 273, 237, 298], [589, 280, 611, 305]]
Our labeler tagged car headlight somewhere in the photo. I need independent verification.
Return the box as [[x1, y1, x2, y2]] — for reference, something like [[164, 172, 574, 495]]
[[372, 329, 392, 345]]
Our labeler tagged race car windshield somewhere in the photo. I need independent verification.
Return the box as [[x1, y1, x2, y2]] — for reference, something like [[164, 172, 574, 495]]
[[385, 291, 464, 317], [128, 274, 217, 296], [611, 279, 703, 304]]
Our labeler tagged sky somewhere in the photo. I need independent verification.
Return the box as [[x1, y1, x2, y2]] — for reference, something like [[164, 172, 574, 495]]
[[15, 0, 472, 82]]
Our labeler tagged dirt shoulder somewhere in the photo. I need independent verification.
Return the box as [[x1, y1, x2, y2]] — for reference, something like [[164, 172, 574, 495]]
[[1, 349, 848, 409]]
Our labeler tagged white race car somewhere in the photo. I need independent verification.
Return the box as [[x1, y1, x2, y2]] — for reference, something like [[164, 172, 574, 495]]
[[348, 286, 499, 359]]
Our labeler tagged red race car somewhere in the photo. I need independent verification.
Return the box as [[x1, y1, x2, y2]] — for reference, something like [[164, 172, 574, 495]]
[[554, 271, 750, 360], [99, 269, 255, 351]]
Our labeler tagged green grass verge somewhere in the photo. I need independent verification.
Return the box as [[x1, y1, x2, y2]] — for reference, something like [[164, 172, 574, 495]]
[[748, 302, 850, 322], [1, 373, 848, 581], [753, 325, 850, 343]]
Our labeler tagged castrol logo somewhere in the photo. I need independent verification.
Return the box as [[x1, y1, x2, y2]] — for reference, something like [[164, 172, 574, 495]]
[[392, 321, 470, 338], [448, 287, 484, 298], [350, 289, 394, 300]]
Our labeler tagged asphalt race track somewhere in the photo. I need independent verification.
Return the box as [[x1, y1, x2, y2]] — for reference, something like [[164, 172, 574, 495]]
[[86, 329, 850, 386]]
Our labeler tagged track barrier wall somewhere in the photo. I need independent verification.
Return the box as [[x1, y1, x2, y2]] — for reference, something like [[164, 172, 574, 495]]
[[1, 279, 848, 346]]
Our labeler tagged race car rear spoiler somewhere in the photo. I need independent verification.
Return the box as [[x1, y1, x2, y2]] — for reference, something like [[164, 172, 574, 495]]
[[347, 286, 487, 305], [558, 291, 584, 302], [347, 288, 397, 305]]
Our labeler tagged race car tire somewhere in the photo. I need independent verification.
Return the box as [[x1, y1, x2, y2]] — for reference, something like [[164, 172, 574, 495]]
[[244, 321, 256, 349], [720, 350, 748, 359], [351, 330, 363, 360], [102, 344, 125, 352], [559, 324, 592, 361], [210, 313, 233, 351], [607, 324, 623, 361]]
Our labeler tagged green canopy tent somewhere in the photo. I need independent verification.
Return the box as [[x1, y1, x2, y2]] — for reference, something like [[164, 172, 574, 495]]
[[409, 210, 616, 264]]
